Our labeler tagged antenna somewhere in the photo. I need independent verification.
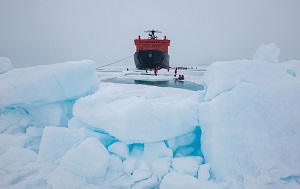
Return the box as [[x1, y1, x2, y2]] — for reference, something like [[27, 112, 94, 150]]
[[144, 29, 162, 39]]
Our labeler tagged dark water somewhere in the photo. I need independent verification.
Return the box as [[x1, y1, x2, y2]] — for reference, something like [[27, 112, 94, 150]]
[[102, 78, 204, 91]]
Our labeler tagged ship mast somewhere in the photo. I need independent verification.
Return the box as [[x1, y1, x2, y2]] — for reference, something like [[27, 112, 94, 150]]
[[144, 29, 162, 39]]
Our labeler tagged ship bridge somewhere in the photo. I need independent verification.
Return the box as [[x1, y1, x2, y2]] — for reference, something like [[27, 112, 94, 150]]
[[134, 36, 170, 53]]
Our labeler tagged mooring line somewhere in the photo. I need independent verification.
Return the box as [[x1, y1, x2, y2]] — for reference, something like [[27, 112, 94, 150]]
[[96, 54, 134, 69]]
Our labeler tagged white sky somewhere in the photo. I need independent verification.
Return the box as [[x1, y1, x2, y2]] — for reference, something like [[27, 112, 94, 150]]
[[1, 0, 300, 68]]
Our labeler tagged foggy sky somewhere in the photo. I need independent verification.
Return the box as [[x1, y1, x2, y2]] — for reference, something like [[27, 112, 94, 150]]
[[1, 0, 300, 68]]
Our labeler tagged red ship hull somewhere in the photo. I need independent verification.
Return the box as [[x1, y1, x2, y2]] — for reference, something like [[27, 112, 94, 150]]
[[134, 50, 169, 69]]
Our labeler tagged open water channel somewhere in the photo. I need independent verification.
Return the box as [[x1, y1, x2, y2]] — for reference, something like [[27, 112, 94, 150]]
[[101, 77, 204, 91]]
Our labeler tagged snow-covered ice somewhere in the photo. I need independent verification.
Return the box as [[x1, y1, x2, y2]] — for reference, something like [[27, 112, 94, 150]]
[[47, 137, 109, 188], [280, 59, 300, 79], [0, 57, 13, 74], [37, 127, 99, 163], [0, 43, 300, 188], [160, 171, 220, 189], [198, 163, 211, 181], [253, 43, 280, 63], [0, 60, 98, 107], [202, 59, 295, 101], [108, 141, 129, 160], [199, 44, 300, 188], [172, 156, 199, 177], [72, 83, 199, 143]]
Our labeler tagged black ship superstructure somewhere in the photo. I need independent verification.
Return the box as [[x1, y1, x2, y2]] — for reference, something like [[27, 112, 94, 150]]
[[134, 30, 170, 69]]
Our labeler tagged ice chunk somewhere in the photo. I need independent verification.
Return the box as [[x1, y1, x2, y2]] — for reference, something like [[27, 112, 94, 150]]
[[0, 108, 32, 134], [0, 60, 98, 108], [26, 126, 43, 137], [202, 59, 296, 101], [132, 169, 152, 182], [48, 169, 86, 189], [143, 142, 173, 163], [26, 101, 74, 127], [0, 147, 37, 169], [131, 176, 160, 189], [73, 84, 198, 143], [166, 131, 197, 150], [0, 57, 13, 74], [47, 138, 110, 188], [160, 171, 201, 189], [190, 156, 204, 165], [151, 157, 171, 179], [172, 157, 199, 177], [129, 144, 144, 160], [108, 141, 129, 160], [102, 174, 132, 189], [0, 134, 29, 155], [68, 117, 86, 129], [199, 81, 300, 187], [107, 154, 123, 172], [59, 137, 109, 178], [253, 43, 280, 63], [174, 146, 196, 157], [200, 57, 300, 187], [0, 101, 74, 133], [123, 157, 137, 175], [70, 118, 116, 147], [37, 127, 98, 163], [160, 171, 222, 189], [166, 127, 202, 157], [138, 160, 151, 171], [198, 164, 211, 181], [68, 118, 117, 148], [105, 157, 126, 188], [280, 60, 300, 79]]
